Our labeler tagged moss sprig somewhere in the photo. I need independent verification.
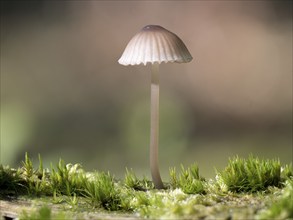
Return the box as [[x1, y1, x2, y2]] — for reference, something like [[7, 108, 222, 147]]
[[124, 168, 154, 191], [217, 155, 282, 192], [169, 163, 205, 194], [83, 172, 122, 210]]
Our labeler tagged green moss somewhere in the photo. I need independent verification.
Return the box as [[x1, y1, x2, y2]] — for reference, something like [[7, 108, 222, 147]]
[[258, 179, 293, 219], [217, 155, 282, 192], [21, 153, 51, 196], [0, 165, 26, 197], [50, 160, 85, 196], [20, 205, 70, 220], [0, 153, 292, 219], [83, 171, 122, 210], [281, 163, 293, 180], [124, 168, 154, 191], [170, 163, 205, 194]]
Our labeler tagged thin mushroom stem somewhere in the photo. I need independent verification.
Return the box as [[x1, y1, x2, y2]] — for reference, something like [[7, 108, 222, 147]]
[[150, 63, 164, 189]]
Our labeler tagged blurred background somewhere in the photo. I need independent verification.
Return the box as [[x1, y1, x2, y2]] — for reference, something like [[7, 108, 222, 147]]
[[1, 1, 292, 179]]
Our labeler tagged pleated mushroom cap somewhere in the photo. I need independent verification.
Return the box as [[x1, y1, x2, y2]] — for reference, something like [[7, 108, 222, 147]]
[[118, 25, 193, 66]]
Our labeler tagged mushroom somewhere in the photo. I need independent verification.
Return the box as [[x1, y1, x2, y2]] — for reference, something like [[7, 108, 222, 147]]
[[118, 25, 192, 189]]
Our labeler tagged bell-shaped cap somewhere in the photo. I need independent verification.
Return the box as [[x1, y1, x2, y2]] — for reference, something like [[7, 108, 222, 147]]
[[118, 25, 193, 66]]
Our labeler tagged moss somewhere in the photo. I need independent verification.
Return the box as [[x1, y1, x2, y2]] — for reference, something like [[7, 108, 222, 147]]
[[0, 165, 26, 197], [20, 205, 70, 220], [217, 155, 282, 192], [83, 171, 122, 210], [124, 168, 154, 191], [281, 163, 293, 180], [169, 163, 205, 194], [20, 153, 51, 196], [0, 153, 292, 219], [258, 179, 293, 219], [50, 160, 85, 196]]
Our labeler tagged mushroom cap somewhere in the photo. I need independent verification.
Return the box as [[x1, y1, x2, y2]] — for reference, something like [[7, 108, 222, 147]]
[[118, 25, 193, 66]]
